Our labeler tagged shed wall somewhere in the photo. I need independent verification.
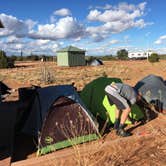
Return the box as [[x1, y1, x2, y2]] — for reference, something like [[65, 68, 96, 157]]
[[57, 52, 69, 66], [68, 52, 85, 66]]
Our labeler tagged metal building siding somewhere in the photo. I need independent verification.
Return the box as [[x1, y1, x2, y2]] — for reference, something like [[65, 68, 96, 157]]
[[57, 52, 69, 66], [68, 52, 86, 66]]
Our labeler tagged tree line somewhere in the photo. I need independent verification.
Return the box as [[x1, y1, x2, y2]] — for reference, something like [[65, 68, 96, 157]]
[[0, 50, 56, 68], [0, 49, 163, 69]]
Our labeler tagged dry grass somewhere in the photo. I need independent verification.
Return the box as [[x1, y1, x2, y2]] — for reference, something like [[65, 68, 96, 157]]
[[1, 60, 166, 90]]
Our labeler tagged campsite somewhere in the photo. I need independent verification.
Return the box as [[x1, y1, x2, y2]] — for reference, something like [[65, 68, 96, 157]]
[[0, 60, 166, 166]]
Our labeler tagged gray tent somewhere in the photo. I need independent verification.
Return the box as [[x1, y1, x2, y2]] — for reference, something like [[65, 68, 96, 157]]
[[135, 74, 166, 111], [87, 59, 103, 66], [22, 85, 99, 155], [0, 81, 11, 102]]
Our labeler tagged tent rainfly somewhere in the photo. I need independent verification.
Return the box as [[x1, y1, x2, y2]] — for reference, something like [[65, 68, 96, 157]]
[[80, 77, 144, 125], [22, 85, 100, 155], [57, 46, 86, 67], [135, 74, 166, 111]]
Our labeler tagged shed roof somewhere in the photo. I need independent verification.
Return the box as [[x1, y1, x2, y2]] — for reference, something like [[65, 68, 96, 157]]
[[57, 46, 85, 52], [0, 20, 4, 28]]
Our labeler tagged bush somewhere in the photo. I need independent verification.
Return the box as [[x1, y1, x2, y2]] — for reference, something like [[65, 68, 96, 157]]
[[0, 50, 8, 68], [0, 51, 15, 68], [117, 49, 128, 60], [148, 53, 159, 63]]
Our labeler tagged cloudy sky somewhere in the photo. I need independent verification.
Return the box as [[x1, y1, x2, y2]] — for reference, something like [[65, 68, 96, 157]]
[[0, 0, 166, 56]]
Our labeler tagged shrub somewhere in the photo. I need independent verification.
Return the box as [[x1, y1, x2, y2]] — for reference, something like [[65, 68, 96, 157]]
[[117, 49, 128, 60], [0, 51, 15, 68], [148, 53, 159, 63], [0, 50, 8, 68]]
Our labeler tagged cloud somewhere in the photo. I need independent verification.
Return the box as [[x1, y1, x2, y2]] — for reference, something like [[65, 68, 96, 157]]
[[0, 37, 61, 55], [0, 13, 28, 37], [109, 39, 119, 44], [86, 2, 151, 41], [53, 8, 71, 16], [29, 16, 86, 40], [87, 2, 146, 22], [0, 13, 36, 38], [6, 35, 23, 44], [154, 35, 166, 45], [0, 13, 86, 44]]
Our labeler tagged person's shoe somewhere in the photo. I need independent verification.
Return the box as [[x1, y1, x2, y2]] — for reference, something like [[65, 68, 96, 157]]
[[116, 128, 132, 137], [114, 119, 120, 130]]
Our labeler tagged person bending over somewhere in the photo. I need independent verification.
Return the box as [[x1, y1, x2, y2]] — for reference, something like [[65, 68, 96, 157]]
[[105, 82, 141, 137]]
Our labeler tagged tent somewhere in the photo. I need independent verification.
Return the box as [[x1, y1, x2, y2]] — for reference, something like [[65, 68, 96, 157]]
[[0, 81, 11, 102], [87, 59, 103, 66], [22, 85, 99, 155], [80, 77, 144, 126], [135, 74, 166, 111]]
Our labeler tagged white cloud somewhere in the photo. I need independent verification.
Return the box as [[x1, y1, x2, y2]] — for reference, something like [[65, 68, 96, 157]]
[[0, 13, 31, 38], [138, 2, 147, 11], [6, 36, 22, 43], [87, 3, 145, 23], [87, 10, 101, 21], [0, 13, 36, 38], [86, 2, 151, 41], [29, 16, 85, 40], [154, 35, 166, 45], [109, 39, 119, 44], [25, 19, 37, 31], [53, 8, 71, 16]]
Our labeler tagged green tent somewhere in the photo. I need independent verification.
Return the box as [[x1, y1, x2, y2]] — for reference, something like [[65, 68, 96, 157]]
[[80, 77, 144, 125]]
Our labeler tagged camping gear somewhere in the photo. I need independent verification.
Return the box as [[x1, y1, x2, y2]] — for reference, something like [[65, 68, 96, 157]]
[[0, 81, 11, 101], [80, 77, 144, 126], [22, 85, 99, 155], [135, 74, 166, 112], [0, 101, 18, 163], [87, 59, 103, 66]]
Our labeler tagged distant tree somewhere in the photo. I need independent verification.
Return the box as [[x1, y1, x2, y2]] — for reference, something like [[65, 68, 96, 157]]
[[10, 55, 17, 61], [117, 49, 128, 60], [148, 53, 159, 63], [0, 50, 8, 68], [158, 54, 166, 60], [27, 55, 39, 61], [101, 55, 116, 61], [7, 57, 15, 68], [0, 50, 15, 68]]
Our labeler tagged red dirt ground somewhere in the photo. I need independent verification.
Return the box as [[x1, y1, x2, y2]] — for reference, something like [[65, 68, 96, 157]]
[[0, 60, 166, 166], [11, 115, 166, 166]]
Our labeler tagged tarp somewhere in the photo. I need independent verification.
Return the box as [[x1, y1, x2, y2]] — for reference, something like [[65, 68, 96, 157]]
[[80, 77, 144, 125], [135, 74, 166, 111]]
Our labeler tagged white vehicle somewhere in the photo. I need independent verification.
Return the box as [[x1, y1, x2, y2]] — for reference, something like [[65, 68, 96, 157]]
[[128, 51, 153, 59]]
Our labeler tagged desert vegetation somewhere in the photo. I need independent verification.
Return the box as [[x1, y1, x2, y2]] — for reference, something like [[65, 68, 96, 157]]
[[0, 60, 166, 91]]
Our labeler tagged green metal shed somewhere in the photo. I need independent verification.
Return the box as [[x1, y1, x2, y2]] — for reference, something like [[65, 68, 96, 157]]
[[57, 46, 86, 67]]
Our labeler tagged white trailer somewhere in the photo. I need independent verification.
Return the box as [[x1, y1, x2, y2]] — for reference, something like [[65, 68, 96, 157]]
[[128, 51, 153, 59]]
